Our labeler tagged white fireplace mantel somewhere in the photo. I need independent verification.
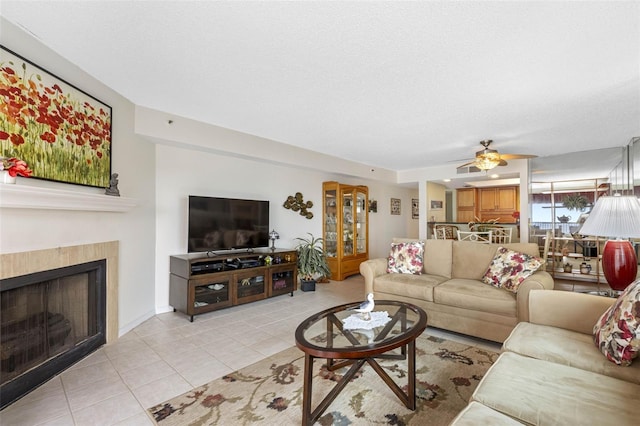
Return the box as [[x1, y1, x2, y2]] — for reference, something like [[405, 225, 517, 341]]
[[0, 184, 137, 212]]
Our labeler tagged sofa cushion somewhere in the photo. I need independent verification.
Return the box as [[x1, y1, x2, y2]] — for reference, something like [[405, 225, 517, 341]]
[[373, 273, 447, 302], [482, 247, 543, 293], [593, 279, 640, 366], [472, 352, 640, 425], [433, 278, 516, 316], [503, 322, 640, 385], [423, 239, 453, 278], [449, 401, 524, 426], [387, 241, 424, 274]]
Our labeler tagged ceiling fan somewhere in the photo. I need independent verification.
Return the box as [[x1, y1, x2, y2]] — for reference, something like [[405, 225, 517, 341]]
[[457, 140, 537, 171]]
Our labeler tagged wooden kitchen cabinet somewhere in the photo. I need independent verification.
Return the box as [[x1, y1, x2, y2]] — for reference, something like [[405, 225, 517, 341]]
[[456, 188, 477, 222], [479, 186, 518, 222]]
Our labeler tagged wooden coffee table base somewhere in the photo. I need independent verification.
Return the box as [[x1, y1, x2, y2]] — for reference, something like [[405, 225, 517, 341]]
[[301, 339, 417, 426]]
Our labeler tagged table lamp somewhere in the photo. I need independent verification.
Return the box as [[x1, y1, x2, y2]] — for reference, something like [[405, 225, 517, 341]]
[[269, 229, 280, 251], [578, 195, 640, 291]]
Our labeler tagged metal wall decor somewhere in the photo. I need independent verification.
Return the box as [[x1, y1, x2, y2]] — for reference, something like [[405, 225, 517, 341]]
[[283, 192, 314, 219]]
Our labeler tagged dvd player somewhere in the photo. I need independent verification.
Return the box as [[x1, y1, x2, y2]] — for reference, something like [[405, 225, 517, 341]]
[[238, 259, 260, 268], [191, 262, 224, 274]]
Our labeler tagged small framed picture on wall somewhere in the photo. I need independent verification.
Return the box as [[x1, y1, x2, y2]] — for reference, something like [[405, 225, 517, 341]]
[[412, 198, 419, 219], [390, 198, 401, 215]]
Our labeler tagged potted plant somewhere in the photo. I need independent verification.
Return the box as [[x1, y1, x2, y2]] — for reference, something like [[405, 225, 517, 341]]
[[295, 233, 331, 292], [562, 194, 589, 211]]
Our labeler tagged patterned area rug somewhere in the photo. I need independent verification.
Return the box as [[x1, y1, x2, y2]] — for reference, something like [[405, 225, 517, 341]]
[[148, 334, 498, 425]]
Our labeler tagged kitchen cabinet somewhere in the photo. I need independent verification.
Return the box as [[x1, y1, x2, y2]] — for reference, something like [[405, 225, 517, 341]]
[[479, 186, 518, 222], [456, 188, 477, 223]]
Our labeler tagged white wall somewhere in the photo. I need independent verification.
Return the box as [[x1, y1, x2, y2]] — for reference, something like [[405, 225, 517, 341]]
[[1, 18, 418, 331], [0, 18, 157, 335], [153, 142, 417, 312]]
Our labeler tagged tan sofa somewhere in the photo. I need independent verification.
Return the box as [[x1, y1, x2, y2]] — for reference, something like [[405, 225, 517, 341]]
[[359, 238, 554, 343], [451, 290, 640, 425]]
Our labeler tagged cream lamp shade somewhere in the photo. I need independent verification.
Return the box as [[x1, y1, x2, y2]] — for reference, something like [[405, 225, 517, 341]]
[[578, 195, 640, 291]]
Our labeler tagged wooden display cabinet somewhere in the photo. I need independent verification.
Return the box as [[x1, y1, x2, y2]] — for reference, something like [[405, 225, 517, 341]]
[[170, 249, 297, 321], [323, 181, 369, 281]]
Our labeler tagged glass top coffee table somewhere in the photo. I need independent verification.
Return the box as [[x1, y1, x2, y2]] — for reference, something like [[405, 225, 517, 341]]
[[294, 300, 427, 425]]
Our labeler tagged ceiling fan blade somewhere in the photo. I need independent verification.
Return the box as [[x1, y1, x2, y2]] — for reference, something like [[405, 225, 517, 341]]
[[498, 159, 508, 166], [500, 153, 538, 160], [457, 161, 477, 169]]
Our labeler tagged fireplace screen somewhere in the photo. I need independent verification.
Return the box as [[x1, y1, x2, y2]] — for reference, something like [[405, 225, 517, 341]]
[[0, 260, 106, 408]]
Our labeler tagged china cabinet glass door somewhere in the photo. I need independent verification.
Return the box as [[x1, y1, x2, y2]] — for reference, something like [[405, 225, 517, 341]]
[[324, 187, 337, 258], [342, 189, 354, 256], [356, 189, 367, 254]]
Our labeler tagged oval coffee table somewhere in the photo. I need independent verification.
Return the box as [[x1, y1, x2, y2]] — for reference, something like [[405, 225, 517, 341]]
[[294, 300, 427, 425]]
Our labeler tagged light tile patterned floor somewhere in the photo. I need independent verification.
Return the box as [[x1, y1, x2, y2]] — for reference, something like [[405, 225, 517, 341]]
[[2, 273, 554, 425], [1, 276, 364, 425]]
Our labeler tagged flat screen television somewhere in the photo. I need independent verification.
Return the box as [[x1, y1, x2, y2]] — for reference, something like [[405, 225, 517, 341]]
[[188, 196, 270, 253]]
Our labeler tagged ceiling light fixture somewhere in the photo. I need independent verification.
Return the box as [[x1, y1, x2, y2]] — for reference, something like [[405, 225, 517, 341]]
[[475, 151, 501, 170]]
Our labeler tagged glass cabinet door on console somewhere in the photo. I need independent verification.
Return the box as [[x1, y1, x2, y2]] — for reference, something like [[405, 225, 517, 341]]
[[234, 270, 267, 304], [323, 181, 369, 281], [269, 263, 297, 297], [192, 276, 232, 311]]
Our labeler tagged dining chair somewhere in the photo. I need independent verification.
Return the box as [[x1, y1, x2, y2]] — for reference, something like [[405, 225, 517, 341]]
[[434, 225, 459, 240], [457, 230, 493, 243], [486, 227, 512, 244]]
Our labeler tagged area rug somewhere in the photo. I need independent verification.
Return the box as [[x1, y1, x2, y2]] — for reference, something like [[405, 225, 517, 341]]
[[148, 334, 498, 425]]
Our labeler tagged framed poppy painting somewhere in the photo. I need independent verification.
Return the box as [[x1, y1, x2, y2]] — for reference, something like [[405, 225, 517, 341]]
[[0, 45, 112, 188]]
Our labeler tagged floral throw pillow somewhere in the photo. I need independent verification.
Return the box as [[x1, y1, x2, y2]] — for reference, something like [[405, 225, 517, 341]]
[[593, 280, 640, 366], [482, 247, 543, 293], [387, 241, 424, 274]]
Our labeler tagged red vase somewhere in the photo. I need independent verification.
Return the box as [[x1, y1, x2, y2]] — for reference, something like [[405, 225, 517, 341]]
[[602, 240, 638, 291]]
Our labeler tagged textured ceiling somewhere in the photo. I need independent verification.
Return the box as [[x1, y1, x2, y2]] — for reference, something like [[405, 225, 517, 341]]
[[2, 1, 639, 173]]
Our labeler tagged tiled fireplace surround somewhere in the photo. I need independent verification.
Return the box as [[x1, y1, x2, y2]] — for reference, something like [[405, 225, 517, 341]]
[[0, 241, 120, 344]]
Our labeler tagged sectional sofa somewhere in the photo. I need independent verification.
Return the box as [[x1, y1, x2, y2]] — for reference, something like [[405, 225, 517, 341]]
[[451, 289, 640, 425], [359, 238, 554, 342]]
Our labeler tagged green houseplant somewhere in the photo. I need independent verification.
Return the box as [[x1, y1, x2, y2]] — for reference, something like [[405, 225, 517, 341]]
[[295, 233, 331, 291], [562, 194, 589, 211]]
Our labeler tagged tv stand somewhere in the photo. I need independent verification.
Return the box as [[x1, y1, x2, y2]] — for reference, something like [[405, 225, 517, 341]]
[[170, 248, 297, 321]]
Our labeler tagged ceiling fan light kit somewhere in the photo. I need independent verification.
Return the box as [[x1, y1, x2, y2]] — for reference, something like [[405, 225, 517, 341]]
[[475, 152, 502, 170], [458, 140, 536, 171]]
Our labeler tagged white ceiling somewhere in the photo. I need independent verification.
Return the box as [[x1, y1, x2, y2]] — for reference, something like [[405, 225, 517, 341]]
[[2, 1, 639, 174]]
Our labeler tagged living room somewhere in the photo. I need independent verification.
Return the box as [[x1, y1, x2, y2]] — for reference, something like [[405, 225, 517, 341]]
[[1, 2, 639, 425]]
